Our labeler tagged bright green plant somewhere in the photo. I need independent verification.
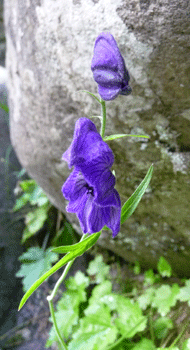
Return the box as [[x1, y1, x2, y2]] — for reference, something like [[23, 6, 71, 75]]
[[16, 246, 59, 292], [45, 255, 190, 350], [13, 179, 50, 243]]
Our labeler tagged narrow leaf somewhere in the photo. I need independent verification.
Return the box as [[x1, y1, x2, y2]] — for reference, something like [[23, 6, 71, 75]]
[[103, 133, 150, 141], [51, 232, 101, 254], [18, 231, 101, 310], [78, 90, 101, 104], [121, 164, 153, 224]]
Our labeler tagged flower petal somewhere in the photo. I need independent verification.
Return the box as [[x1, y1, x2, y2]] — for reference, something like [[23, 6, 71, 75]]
[[93, 69, 122, 87], [88, 190, 121, 237], [98, 85, 121, 101], [62, 118, 106, 168], [91, 32, 131, 101]]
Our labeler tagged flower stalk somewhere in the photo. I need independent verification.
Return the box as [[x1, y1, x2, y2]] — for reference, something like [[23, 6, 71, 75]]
[[100, 99, 106, 138]]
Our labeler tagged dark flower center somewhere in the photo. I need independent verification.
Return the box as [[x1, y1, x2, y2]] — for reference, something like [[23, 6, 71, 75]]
[[84, 183, 94, 196]]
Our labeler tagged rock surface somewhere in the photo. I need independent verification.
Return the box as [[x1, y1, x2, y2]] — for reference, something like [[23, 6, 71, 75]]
[[4, 0, 190, 276]]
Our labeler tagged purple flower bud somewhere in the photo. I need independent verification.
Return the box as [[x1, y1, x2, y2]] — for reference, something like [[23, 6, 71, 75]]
[[62, 118, 121, 237], [91, 32, 132, 101]]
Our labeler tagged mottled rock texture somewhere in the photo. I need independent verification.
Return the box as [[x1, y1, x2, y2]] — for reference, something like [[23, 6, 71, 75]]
[[4, 0, 190, 275]]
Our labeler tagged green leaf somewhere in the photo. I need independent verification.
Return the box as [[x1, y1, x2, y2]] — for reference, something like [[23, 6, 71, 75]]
[[152, 284, 180, 316], [18, 231, 101, 310], [153, 317, 173, 340], [78, 90, 101, 103], [47, 271, 89, 347], [51, 220, 77, 247], [21, 204, 49, 243], [52, 232, 101, 254], [16, 247, 58, 292], [134, 261, 141, 275], [121, 165, 153, 224], [13, 192, 31, 211], [144, 269, 160, 286], [103, 133, 150, 142], [177, 279, 190, 306], [137, 287, 155, 310], [132, 338, 156, 350], [88, 281, 113, 307], [68, 304, 118, 350], [114, 296, 147, 338], [19, 179, 36, 192], [182, 339, 190, 350], [0, 101, 9, 113], [65, 270, 90, 299], [157, 348, 179, 350], [87, 255, 110, 283], [157, 257, 172, 277]]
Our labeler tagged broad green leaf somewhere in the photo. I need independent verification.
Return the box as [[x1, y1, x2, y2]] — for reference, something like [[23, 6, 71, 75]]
[[13, 192, 31, 211], [144, 269, 160, 286], [177, 279, 190, 306], [13, 179, 49, 210], [137, 287, 155, 310], [157, 257, 172, 277], [66, 270, 90, 291], [153, 316, 173, 340], [87, 255, 110, 283], [68, 304, 118, 350], [182, 339, 190, 350], [88, 281, 113, 306], [21, 203, 49, 243], [18, 231, 101, 310], [16, 247, 58, 292], [103, 133, 150, 141], [29, 186, 49, 206], [47, 272, 89, 347], [19, 179, 36, 192], [132, 338, 155, 350], [152, 284, 180, 316], [114, 296, 147, 338], [121, 165, 153, 224]]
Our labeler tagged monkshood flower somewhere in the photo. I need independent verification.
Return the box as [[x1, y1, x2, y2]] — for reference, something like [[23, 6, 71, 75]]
[[91, 32, 132, 100], [62, 118, 121, 237]]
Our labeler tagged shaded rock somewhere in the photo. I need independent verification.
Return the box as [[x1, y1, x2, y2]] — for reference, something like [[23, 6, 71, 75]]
[[4, 0, 190, 276]]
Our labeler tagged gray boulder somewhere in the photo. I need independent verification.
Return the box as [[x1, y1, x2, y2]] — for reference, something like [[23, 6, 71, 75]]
[[4, 0, 190, 275]]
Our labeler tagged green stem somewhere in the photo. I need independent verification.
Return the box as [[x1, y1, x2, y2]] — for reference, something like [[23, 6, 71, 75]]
[[47, 298, 68, 350], [47, 233, 87, 350], [149, 307, 155, 345], [100, 99, 106, 138], [168, 319, 189, 349]]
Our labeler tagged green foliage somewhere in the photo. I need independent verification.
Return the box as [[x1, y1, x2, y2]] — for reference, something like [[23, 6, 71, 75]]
[[16, 247, 58, 292], [87, 254, 110, 283], [151, 284, 180, 316], [153, 317, 173, 340], [177, 279, 190, 305], [18, 231, 101, 310], [46, 255, 190, 350], [157, 257, 172, 278], [13, 179, 50, 242]]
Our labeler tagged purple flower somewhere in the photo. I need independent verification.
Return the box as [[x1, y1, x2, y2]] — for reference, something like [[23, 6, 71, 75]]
[[91, 32, 132, 101], [62, 118, 121, 237]]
